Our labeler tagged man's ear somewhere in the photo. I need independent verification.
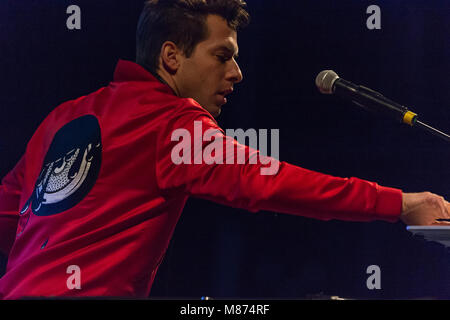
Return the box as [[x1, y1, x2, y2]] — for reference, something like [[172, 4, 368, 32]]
[[159, 41, 182, 74]]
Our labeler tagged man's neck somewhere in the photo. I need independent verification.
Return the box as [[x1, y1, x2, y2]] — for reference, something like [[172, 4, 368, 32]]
[[136, 61, 179, 96], [155, 70, 180, 97]]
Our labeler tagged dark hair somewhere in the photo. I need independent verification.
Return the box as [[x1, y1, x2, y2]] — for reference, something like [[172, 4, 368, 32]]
[[136, 0, 250, 74]]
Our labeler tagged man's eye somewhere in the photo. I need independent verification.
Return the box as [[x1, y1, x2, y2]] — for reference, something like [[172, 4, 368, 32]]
[[217, 55, 229, 62]]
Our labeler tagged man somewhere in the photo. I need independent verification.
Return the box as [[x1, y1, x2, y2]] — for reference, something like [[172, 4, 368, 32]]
[[0, 0, 448, 299]]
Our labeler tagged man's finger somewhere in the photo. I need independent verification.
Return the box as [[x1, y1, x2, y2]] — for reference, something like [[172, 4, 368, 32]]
[[436, 196, 450, 219], [432, 220, 450, 226], [444, 201, 450, 218]]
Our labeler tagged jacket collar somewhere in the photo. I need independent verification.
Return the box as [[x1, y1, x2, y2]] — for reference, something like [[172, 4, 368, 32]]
[[113, 59, 174, 94]]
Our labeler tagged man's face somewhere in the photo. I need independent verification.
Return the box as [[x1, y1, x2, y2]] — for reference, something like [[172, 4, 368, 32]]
[[175, 14, 243, 117]]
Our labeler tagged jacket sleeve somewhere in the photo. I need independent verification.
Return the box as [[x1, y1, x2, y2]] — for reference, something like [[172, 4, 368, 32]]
[[155, 102, 402, 223], [0, 155, 25, 256]]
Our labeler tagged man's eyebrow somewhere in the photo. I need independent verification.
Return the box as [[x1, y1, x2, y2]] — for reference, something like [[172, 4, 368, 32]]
[[214, 45, 239, 58]]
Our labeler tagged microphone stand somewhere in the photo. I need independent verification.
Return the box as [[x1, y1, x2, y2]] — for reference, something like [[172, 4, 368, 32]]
[[350, 95, 450, 143], [345, 87, 450, 143], [413, 120, 450, 143]]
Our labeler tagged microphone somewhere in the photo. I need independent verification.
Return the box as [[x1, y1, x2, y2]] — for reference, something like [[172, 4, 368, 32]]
[[315, 70, 450, 142], [315, 70, 417, 126]]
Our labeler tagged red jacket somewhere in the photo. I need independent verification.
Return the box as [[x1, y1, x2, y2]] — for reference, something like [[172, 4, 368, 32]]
[[0, 60, 402, 299]]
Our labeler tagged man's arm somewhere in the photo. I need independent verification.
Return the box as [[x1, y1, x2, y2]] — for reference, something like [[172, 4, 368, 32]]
[[156, 104, 450, 225], [0, 156, 25, 256]]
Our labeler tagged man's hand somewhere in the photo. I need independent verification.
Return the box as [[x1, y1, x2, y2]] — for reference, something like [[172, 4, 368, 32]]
[[401, 192, 450, 225]]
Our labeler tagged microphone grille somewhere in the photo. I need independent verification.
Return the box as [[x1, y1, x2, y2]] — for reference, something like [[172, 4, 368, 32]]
[[315, 70, 339, 94]]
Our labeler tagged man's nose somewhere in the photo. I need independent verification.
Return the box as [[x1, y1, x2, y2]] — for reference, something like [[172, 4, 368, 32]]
[[227, 59, 243, 84]]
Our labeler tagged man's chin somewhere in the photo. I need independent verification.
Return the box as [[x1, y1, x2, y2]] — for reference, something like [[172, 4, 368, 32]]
[[212, 107, 221, 118], [204, 105, 222, 118]]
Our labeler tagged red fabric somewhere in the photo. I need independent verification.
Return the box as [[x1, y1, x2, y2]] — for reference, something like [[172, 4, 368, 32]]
[[0, 60, 402, 299]]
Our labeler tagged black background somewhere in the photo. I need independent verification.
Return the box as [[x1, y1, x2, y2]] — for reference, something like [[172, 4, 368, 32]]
[[0, 0, 449, 299]]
